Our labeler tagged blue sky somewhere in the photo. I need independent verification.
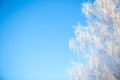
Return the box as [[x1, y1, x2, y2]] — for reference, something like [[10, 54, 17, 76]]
[[0, 0, 90, 80]]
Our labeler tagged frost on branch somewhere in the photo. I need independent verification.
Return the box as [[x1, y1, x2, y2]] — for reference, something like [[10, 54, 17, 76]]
[[69, 0, 120, 80]]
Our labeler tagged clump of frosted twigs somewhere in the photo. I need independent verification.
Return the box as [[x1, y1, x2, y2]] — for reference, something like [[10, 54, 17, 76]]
[[69, 0, 120, 80]]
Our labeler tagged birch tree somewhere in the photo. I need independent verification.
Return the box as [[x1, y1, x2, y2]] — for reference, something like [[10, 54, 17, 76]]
[[69, 0, 120, 80]]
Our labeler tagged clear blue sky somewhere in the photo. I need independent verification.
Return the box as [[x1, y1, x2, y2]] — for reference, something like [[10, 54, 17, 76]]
[[0, 0, 90, 80]]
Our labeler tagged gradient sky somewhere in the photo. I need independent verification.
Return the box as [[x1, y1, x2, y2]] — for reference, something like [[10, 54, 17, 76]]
[[0, 0, 90, 80]]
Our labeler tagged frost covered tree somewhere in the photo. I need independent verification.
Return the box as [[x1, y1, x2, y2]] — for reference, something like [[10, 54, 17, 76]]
[[69, 0, 120, 80]]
